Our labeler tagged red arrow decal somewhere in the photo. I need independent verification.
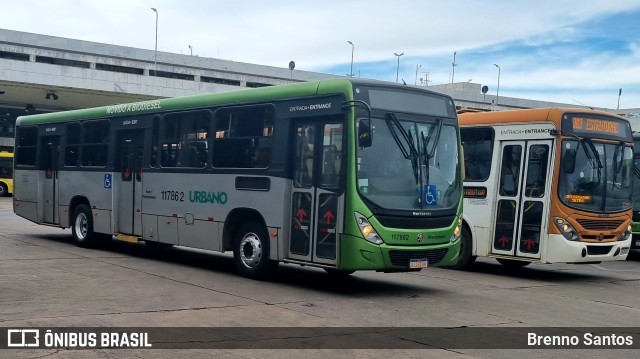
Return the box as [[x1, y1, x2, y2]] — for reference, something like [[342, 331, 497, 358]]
[[124, 167, 131, 179], [523, 238, 536, 251], [498, 235, 509, 248], [296, 208, 307, 222], [323, 210, 335, 225]]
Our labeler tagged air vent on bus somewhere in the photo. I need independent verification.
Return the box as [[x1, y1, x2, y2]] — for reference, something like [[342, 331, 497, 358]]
[[576, 219, 623, 231], [586, 246, 613, 256]]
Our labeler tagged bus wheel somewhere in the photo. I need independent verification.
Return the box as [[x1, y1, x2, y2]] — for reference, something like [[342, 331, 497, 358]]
[[233, 221, 277, 280], [71, 204, 98, 248], [324, 268, 355, 276], [448, 226, 476, 270], [0, 183, 7, 197], [496, 258, 530, 268]]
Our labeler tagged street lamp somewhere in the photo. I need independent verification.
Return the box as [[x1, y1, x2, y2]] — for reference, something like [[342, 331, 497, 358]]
[[451, 51, 457, 83], [188, 45, 193, 56], [151, 8, 158, 70], [494, 64, 501, 106], [394, 52, 404, 83], [347, 41, 354, 77]]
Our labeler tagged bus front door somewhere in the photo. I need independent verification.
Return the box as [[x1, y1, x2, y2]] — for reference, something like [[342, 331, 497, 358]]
[[492, 140, 552, 259], [289, 120, 344, 266], [116, 130, 145, 236], [41, 136, 60, 224]]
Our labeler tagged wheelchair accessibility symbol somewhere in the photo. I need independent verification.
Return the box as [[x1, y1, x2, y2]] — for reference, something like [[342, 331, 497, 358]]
[[425, 185, 437, 205]]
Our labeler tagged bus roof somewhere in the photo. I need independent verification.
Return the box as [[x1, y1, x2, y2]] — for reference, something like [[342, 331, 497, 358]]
[[16, 78, 453, 126], [458, 107, 624, 126]]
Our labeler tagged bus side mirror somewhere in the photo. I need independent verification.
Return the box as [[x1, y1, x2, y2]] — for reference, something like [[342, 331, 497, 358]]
[[357, 119, 372, 148], [563, 149, 576, 173]]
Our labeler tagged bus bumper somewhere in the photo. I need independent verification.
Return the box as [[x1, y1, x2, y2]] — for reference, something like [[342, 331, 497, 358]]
[[339, 234, 460, 271], [545, 234, 631, 263]]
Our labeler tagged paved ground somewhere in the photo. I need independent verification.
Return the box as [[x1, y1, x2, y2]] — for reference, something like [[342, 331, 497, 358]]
[[0, 197, 639, 358]]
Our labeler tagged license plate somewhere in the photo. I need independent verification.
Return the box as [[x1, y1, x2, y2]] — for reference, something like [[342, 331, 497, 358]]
[[410, 258, 428, 269], [620, 247, 630, 256]]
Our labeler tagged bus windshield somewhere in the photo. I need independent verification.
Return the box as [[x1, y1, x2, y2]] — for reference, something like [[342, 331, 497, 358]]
[[357, 116, 460, 211], [558, 139, 633, 212]]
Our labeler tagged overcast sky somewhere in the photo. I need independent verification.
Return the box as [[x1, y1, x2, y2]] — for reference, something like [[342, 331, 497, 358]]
[[2, 0, 639, 109]]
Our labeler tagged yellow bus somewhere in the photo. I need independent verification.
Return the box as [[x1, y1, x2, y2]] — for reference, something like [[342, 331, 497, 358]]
[[455, 108, 633, 268], [0, 151, 13, 196]]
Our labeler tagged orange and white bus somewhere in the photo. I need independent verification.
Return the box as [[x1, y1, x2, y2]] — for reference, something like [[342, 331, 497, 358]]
[[455, 108, 633, 268]]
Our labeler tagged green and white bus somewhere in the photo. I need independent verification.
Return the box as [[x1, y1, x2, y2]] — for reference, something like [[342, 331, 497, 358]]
[[13, 79, 463, 279]]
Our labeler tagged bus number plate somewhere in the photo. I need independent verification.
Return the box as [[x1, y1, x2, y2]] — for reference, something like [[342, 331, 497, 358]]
[[410, 258, 428, 269]]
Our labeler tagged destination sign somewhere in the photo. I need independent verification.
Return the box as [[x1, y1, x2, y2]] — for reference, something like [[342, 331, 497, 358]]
[[464, 186, 487, 199], [565, 194, 592, 204], [562, 114, 631, 142]]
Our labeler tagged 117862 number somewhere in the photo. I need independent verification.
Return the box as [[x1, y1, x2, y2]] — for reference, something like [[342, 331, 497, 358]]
[[161, 190, 184, 202]]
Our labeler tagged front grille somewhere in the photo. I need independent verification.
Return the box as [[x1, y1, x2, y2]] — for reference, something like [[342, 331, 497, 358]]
[[375, 214, 456, 230], [586, 245, 613, 256], [581, 234, 617, 241], [388, 248, 449, 267], [576, 219, 623, 231]]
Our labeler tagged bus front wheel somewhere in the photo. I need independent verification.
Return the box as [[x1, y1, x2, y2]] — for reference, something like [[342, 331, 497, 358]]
[[71, 204, 98, 248], [448, 226, 476, 270], [233, 221, 277, 280], [0, 183, 7, 197]]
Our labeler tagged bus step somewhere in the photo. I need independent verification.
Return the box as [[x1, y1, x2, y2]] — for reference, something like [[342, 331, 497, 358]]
[[115, 234, 140, 243]]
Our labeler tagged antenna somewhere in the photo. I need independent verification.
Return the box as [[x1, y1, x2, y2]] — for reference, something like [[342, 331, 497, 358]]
[[573, 99, 594, 110]]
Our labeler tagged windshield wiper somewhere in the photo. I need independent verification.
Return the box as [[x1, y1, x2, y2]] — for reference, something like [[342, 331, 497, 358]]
[[420, 119, 443, 187], [386, 113, 420, 182], [612, 141, 624, 189], [582, 138, 602, 184]]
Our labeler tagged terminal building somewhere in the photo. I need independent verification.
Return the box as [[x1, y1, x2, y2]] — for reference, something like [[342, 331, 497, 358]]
[[1, 28, 638, 151]]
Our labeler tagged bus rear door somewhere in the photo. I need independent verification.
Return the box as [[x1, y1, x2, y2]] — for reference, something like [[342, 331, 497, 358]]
[[116, 130, 145, 236], [41, 135, 61, 224], [492, 140, 552, 259], [289, 120, 344, 266]]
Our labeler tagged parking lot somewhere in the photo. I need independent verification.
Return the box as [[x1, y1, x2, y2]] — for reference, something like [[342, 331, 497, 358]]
[[1, 196, 639, 358]]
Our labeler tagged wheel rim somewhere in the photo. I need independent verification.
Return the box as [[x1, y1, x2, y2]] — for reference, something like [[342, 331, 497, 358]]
[[74, 212, 88, 240], [239, 232, 262, 269]]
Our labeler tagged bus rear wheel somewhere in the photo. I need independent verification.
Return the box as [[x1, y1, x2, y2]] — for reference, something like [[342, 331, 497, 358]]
[[496, 258, 531, 268], [71, 204, 98, 248], [0, 183, 7, 197], [233, 221, 277, 280]]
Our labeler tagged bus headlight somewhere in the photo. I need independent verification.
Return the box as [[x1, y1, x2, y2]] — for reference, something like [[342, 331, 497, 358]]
[[354, 212, 383, 244], [554, 217, 579, 241], [450, 217, 462, 243], [619, 224, 632, 241]]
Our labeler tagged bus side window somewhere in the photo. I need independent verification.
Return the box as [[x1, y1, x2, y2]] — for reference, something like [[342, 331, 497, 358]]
[[460, 127, 494, 182]]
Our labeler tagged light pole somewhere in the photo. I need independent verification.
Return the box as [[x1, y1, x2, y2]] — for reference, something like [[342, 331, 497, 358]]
[[347, 41, 354, 77], [494, 63, 501, 106], [188, 45, 193, 56], [151, 8, 158, 70], [415, 64, 421, 85], [394, 52, 404, 83], [451, 51, 457, 83]]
